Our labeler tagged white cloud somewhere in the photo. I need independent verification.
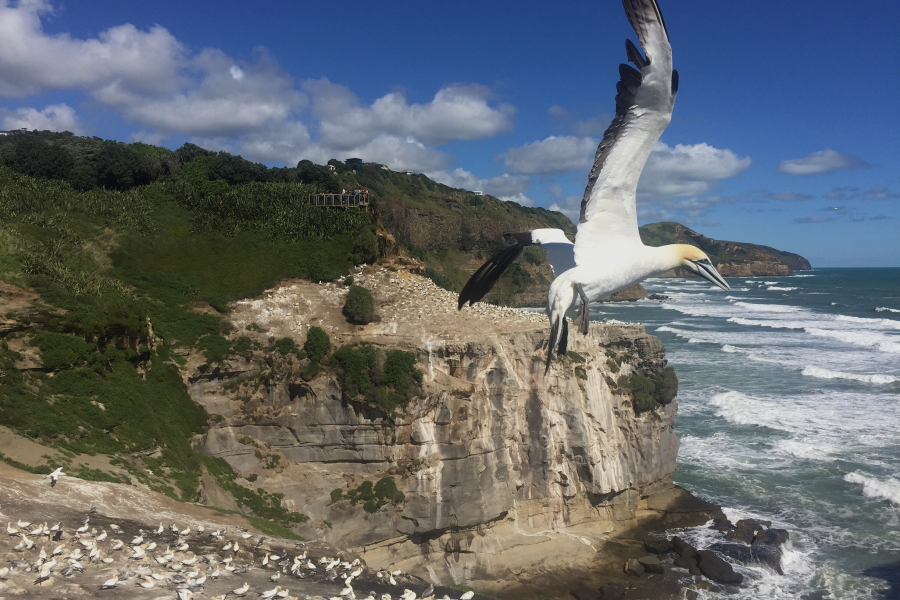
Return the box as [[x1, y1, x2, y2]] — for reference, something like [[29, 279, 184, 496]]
[[0, 1, 185, 97], [428, 168, 530, 198], [863, 187, 900, 200], [0, 2, 515, 171], [779, 149, 869, 175], [503, 135, 598, 174], [638, 142, 752, 201], [306, 79, 514, 149], [1, 103, 82, 133]]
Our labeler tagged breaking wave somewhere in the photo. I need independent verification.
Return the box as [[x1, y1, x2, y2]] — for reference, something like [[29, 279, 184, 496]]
[[844, 472, 900, 505], [877, 306, 900, 314], [801, 366, 897, 385]]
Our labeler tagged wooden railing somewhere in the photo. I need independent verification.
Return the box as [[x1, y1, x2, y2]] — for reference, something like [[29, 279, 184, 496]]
[[309, 193, 370, 210]]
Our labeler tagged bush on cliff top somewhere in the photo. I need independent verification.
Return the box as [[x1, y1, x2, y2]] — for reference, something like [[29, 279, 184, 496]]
[[303, 326, 330, 362], [342, 285, 375, 324]]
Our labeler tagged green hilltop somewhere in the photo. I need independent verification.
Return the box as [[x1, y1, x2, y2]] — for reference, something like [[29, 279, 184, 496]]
[[639, 221, 811, 271]]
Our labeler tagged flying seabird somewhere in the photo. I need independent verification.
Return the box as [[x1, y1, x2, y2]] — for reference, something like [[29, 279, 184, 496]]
[[457, 0, 730, 372], [48, 467, 64, 487]]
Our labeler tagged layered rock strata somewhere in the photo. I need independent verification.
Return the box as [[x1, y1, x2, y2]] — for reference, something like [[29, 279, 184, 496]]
[[189, 267, 719, 597]]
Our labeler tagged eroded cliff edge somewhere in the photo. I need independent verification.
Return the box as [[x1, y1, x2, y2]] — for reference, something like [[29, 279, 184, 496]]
[[188, 267, 720, 597]]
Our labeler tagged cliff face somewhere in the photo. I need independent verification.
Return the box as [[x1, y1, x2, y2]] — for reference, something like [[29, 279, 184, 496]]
[[188, 268, 718, 596]]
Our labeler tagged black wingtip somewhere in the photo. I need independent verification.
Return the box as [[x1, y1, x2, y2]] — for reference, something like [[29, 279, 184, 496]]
[[457, 239, 527, 309], [671, 69, 679, 94]]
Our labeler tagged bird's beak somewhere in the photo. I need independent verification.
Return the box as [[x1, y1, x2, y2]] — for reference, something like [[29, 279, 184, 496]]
[[689, 260, 731, 291]]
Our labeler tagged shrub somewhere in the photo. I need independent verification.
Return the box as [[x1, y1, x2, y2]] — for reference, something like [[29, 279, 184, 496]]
[[422, 267, 454, 292], [303, 327, 330, 362], [343, 285, 375, 325], [197, 333, 232, 363], [620, 366, 678, 414], [274, 337, 303, 358], [332, 343, 422, 411]]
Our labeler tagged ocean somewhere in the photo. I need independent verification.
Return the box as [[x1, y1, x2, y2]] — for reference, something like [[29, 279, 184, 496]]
[[592, 268, 900, 599]]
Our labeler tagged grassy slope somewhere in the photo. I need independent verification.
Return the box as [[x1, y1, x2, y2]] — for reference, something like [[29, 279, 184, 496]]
[[0, 162, 376, 529]]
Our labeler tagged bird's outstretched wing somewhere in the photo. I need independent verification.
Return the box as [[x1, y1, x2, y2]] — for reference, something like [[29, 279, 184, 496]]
[[457, 228, 574, 309], [573, 0, 678, 266]]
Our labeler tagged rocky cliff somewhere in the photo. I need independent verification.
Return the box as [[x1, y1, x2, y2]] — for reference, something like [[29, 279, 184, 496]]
[[187, 266, 719, 597]]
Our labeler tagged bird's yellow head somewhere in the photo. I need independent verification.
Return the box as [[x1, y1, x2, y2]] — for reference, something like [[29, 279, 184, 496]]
[[672, 244, 730, 291]]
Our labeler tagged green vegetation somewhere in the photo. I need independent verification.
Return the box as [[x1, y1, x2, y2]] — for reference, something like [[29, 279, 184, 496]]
[[303, 327, 330, 362], [342, 285, 375, 324], [199, 455, 308, 528], [274, 337, 304, 358], [619, 367, 678, 414], [335, 476, 406, 513], [331, 344, 423, 412]]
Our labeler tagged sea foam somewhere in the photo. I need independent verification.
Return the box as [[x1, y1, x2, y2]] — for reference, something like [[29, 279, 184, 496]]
[[802, 366, 897, 384], [844, 472, 900, 505], [876, 306, 900, 314]]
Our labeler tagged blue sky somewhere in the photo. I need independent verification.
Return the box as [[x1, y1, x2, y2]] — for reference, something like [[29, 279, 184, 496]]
[[1, 0, 898, 266]]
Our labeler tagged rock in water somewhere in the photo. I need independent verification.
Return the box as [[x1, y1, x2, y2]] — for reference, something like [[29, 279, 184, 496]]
[[696, 550, 743, 584], [670, 536, 698, 557], [637, 555, 664, 574], [755, 527, 790, 547]]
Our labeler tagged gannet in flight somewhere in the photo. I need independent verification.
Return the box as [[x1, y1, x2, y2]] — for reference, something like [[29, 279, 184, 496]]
[[458, 0, 729, 372]]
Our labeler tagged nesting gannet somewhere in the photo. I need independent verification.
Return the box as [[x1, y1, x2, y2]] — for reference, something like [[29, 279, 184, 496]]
[[7, 522, 18, 536], [0, 566, 8, 579], [261, 586, 283, 599], [458, 592, 474, 600], [457, 0, 729, 372], [99, 575, 119, 589], [232, 581, 250, 596]]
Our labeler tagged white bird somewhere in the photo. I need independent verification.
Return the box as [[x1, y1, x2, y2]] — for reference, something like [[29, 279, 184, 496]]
[[389, 575, 397, 586], [340, 585, 354, 598], [222, 541, 233, 552], [262, 553, 270, 566], [177, 588, 194, 600], [233, 541, 240, 553], [51, 543, 64, 556], [459, 592, 475, 600], [457, 0, 729, 373], [197, 525, 205, 534], [242, 532, 252, 539], [146, 541, 157, 552], [111, 540, 124, 551], [48, 467, 65, 486], [276, 589, 289, 599], [95, 530, 107, 542], [0, 566, 8, 579], [22, 534, 34, 550], [232, 582, 250, 596], [137, 577, 155, 589], [195, 573, 207, 586], [261, 586, 282, 599], [99, 575, 118, 589], [76, 522, 89, 534], [17, 520, 31, 528], [131, 535, 144, 545], [210, 567, 220, 579], [156, 523, 164, 536]]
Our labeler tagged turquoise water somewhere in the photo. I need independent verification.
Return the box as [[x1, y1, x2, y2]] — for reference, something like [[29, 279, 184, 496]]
[[593, 268, 900, 599]]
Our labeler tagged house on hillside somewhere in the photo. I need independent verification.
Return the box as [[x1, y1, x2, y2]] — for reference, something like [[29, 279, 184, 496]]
[[346, 158, 363, 166], [0, 128, 28, 136]]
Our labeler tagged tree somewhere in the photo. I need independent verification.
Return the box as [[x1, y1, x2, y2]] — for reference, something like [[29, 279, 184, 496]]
[[10, 137, 74, 180], [304, 326, 330, 362], [95, 141, 148, 190]]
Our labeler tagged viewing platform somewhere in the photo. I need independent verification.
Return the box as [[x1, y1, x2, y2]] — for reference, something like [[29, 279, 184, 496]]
[[309, 193, 370, 211]]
